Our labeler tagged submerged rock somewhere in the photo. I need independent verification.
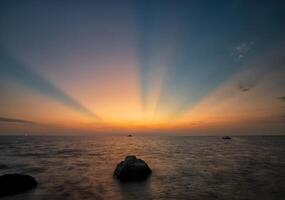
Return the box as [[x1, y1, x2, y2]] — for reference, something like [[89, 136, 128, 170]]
[[0, 174, 37, 197], [114, 156, 152, 182]]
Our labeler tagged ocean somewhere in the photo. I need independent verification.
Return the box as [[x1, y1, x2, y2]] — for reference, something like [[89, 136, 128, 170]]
[[0, 135, 284, 200]]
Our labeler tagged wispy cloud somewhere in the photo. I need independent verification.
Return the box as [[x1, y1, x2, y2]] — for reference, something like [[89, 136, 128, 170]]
[[238, 81, 254, 92], [0, 117, 34, 124], [232, 42, 254, 61]]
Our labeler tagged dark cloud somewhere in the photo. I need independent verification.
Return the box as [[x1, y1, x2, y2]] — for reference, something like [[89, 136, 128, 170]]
[[191, 122, 201, 126], [238, 82, 253, 92], [0, 117, 34, 124], [238, 85, 250, 92], [278, 96, 285, 102]]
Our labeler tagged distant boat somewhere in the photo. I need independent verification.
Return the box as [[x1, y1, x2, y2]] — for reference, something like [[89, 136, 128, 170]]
[[222, 136, 231, 139], [127, 134, 133, 137]]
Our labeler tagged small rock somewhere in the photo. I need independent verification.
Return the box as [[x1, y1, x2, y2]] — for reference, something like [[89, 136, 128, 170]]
[[114, 156, 152, 182], [0, 164, 9, 169], [222, 136, 231, 139], [0, 174, 37, 197]]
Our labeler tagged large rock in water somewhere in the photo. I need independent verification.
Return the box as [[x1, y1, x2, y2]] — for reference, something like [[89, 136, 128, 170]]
[[0, 174, 37, 197], [114, 156, 152, 182]]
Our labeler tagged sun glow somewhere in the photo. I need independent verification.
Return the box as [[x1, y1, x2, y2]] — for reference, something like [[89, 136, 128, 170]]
[[1, 1, 284, 135]]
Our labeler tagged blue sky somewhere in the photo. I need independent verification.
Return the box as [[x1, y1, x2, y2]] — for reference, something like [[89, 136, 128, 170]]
[[0, 0, 284, 134]]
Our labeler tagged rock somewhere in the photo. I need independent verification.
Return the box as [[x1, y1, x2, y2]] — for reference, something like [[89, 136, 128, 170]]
[[222, 136, 231, 139], [0, 174, 37, 197], [0, 164, 9, 169], [114, 156, 152, 182]]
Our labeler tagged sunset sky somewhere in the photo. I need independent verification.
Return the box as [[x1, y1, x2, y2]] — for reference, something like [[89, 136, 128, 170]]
[[0, 0, 284, 135]]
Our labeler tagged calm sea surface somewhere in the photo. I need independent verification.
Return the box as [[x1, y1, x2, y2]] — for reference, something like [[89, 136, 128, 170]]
[[0, 135, 284, 200]]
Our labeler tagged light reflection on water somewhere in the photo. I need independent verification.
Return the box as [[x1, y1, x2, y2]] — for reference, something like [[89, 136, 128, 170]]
[[0, 136, 285, 200]]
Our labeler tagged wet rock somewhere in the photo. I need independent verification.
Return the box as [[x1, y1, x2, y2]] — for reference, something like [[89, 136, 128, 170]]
[[0, 174, 37, 197], [0, 164, 9, 169], [114, 156, 152, 182]]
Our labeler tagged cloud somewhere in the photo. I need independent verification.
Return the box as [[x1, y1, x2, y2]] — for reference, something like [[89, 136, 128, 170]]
[[238, 80, 255, 92], [278, 96, 285, 102], [232, 41, 254, 61], [238, 84, 250, 92], [0, 117, 34, 124]]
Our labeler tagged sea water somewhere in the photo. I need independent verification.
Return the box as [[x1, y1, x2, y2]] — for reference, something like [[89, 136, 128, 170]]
[[0, 135, 284, 200]]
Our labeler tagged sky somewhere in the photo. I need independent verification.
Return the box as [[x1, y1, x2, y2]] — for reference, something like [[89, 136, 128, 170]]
[[0, 0, 284, 135]]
